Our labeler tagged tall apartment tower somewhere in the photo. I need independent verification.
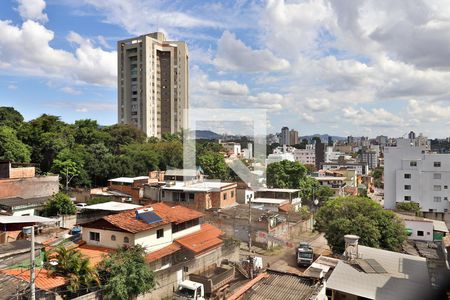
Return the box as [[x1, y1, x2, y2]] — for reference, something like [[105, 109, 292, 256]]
[[118, 32, 189, 137], [281, 127, 290, 146], [289, 129, 299, 146]]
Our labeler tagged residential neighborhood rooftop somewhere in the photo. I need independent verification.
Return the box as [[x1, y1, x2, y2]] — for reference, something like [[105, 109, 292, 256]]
[[108, 176, 149, 183], [0, 215, 56, 224], [327, 245, 430, 300], [82, 201, 142, 212]]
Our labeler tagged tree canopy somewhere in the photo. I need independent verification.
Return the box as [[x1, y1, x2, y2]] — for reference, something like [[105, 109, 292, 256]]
[[43, 192, 77, 216], [314, 196, 406, 253], [99, 245, 155, 300], [0, 107, 233, 188]]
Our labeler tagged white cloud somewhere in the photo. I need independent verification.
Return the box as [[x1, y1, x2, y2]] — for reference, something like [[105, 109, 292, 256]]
[[191, 66, 248, 97], [47, 100, 115, 113], [206, 80, 248, 96], [407, 99, 450, 123], [7, 84, 18, 90], [81, 0, 220, 35], [342, 106, 403, 128], [17, 0, 48, 22], [214, 31, 290, 72], [61, 86, 81, 95], [0, 20, 116, 86], [247, 92, 286, 110], [305, 98, 330, 112]]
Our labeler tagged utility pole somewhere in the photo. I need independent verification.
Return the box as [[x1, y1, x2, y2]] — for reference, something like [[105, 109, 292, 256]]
[[247, 193, 253, 252], [29, 226, 36, 300]]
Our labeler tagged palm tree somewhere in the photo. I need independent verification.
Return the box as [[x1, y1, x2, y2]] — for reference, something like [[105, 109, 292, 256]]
[[47, 246, 100, 293]]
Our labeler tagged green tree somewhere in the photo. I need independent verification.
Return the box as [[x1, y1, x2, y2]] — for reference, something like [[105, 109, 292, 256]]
[[99, 245, 155, 300], [314, 196, 406, 253], [0, 107, 24, 129], [47, 246, 100, 293], [267, 160, 308, 189], [0, 126, 31, 162], [43, 192, 77, 216], [396, 202, 420, 213], [51, 147, 88, 189], [198, 151, 230, 180]]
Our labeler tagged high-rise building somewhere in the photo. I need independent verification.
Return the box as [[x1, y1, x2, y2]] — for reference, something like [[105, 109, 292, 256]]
[[384, 138, 450, 213], [289, 129, 299, 145], [118, 32, 189, 137], [281, 127, 290, 145]]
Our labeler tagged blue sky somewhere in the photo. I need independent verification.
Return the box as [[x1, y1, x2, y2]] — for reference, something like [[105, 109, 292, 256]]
[[1, 0, 450, 137]]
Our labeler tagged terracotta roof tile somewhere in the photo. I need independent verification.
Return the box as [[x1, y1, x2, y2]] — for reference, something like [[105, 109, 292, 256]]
[[279, 203, 293, 212], [85, 203, 204, 233], [145, 243, 181, 263], [176, 223, 223, 254], [1, 269, 65, 291], [76, 244, 115, 266]]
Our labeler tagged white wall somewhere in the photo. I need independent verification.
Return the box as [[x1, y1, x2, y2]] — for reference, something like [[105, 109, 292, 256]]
[[172, 224, 201, 240], [81, 228, 135, 248], [404, 220, 434, 242], [386, 139, 450, 212], [12, 207, 36, 216], [135, 224, 173, 252]]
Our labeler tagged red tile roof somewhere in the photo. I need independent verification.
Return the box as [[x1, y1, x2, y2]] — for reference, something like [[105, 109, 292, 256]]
[[76, 244, 115, 266], [84, 202, 204, 233], [145, 243, 181, 263], [279, 203, 293, 212], [176, 223, 223, 254], [1, 269, 66, 291]]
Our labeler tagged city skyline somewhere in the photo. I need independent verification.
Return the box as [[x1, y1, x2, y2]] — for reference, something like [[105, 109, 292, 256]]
[[1, 1, 450, 137]]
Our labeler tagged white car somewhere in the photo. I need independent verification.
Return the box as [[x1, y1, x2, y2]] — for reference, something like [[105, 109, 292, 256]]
[[75, 203, 87, 210]]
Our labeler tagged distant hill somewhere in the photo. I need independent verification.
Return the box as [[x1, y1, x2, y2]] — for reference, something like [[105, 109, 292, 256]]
[[301, 134, 347, 142], [194, 130, 222, 140]]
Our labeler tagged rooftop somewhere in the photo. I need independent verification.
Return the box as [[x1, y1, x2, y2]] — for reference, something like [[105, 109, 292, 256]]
[[327, 245, 429, 300], [83, 203, 204, 233], [255, 188, 300, 193], [396, 213, 449, 233], [162, 180, 236, 192], [108, 176, 149, 183], [0, 215, 57, 224], [145, 243, 181, 263], [314, 176, 346, 181], [175, 223, 222, 254], [164, 169, 201, 177], [0, 196, 49, 208], [252, 198, 289, 205], [231, 270, 324, 300], [76, 244, 114, 266], [82, 201, 142, 212], [1, 269, 65, 291]]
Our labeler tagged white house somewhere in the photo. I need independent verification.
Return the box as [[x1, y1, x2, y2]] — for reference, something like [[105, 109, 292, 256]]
[[384, 138, 450, 213]]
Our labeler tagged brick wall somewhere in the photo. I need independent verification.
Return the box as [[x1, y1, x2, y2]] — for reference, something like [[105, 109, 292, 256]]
[[0, 176, 59, 199], [210, 187, 236, 209], [108, 184, 141, 203], [9, 167, 35, 179]]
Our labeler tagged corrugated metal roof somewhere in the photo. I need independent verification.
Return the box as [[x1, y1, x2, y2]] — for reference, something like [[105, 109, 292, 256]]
[[0, 215, 56, 224], [83, 201, 141, 211], [241, 270, 323, 300]]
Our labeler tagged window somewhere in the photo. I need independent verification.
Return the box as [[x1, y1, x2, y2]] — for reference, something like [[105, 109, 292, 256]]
[[404, 173, 411, 179], [162, 255, 171, 266], [111, 235, 116, 241], [417, 231, 424, 237], [161, 191, 165, 198], [231, 191, 234, 198], [189, 193, 195, 201], [434, 162, 441, 167], [89, 232, 100, 242], [124, 237, 130, 243], [404, 196, 411, 201], [223, 193, 227, 200], [157, 229, 164, 239], [434, 196, 442, 202], [445, 186, 448, 189], [445, 197, 448, 201], [404, 185, 411, 190], [434, 185, 442, 191], [434, 173, 442, 179], [410, 161, 417, 167]]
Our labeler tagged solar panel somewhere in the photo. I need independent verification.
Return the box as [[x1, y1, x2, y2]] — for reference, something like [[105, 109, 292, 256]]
[[366, 259, 387, 274], [137, 211, 163, 224], [356, 259, 377, 273]]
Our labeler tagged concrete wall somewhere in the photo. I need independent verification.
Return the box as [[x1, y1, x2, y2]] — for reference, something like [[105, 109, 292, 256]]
[[141, 245, 239, 300], [135, 224, 172, 252], [0, 176, 59, 199], [81, 227, 135, 248], [404, 220, 434, 242], [9, 167, 35, 179]]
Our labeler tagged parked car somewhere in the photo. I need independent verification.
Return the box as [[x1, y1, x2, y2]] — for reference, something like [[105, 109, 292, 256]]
[[75, 203, 87, 210]]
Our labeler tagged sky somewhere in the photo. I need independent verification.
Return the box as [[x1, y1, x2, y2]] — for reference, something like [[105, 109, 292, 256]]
[[1, 0, 450, 138]]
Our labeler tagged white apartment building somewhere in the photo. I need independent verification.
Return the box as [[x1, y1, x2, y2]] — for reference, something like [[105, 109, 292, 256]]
[[118, 32, 188, 137], [384, 139, 450, 213], [266, 152, 295, 165], [325, 146, 350, 163], [293, 144, 316, 165], [221, 142, 241, 157]]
